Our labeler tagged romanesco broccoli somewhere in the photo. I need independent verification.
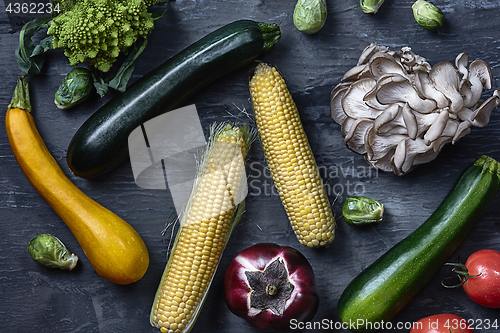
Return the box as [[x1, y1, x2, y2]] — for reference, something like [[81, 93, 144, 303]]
[[48, 0, 156, 72]]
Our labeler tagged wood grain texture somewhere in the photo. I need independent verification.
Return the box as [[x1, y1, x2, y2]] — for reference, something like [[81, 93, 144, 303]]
[[1, 0, 500, 332]]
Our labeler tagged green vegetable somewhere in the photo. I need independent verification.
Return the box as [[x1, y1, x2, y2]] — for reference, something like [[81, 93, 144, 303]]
[[337, 155, 500, 332], [360, 0, 385, 14], [293, 0, 327, 34], [67, 20, 281, 178], [14, 0, 168, 97], [27, 234, 78, 270], [55, 67, 94, 109], [48, 0, 156, 72], [342, 196, 383, 226], [412, 0, 444, 31], [15, 16, 53, 75]]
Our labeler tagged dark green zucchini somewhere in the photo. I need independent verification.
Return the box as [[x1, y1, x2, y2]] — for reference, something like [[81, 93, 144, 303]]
[[67, 20, 281, 178], [337, 155, 500, 332]]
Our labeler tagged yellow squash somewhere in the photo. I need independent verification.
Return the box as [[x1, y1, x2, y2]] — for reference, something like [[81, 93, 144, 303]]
[[6, 77, 149, 284]]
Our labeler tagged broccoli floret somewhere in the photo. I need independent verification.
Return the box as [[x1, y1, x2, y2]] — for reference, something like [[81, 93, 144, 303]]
[[48, 0, 155, 72]]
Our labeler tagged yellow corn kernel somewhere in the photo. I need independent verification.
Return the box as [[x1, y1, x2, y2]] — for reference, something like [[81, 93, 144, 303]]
[[150, 123, 255, 333], [250, 63, 335, 248]]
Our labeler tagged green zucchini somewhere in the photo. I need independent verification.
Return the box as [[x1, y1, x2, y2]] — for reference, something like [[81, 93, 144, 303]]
[[337, 155, 500, 332], [67, 20, 281, 178]]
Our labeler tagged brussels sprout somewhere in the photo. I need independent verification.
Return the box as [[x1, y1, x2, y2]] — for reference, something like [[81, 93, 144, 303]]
[[412, 0, 444, 31], [27, 234, 78, 270], [293, 0, 327, 34], [342, 196, 384, 226], [360, 0, 385, 14], [54, 67, 94, 109]]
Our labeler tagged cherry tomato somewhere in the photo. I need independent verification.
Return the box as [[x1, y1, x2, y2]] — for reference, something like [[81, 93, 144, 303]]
[[409, 314, 473, 333], [462, 249, 500, 308]]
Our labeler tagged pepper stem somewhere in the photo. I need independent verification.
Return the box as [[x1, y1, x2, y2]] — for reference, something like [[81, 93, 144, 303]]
[[266, 284, 278, 296], [8, 76, 32, 113]]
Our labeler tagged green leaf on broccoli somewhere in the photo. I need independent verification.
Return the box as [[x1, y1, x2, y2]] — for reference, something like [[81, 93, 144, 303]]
[[15, 16, 53, 74], [108, 37, 149, 92]]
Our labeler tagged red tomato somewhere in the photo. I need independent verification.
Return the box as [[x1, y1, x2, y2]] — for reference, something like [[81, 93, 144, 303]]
[[409, 314, 473, 333], [462, 249, 500, 308]]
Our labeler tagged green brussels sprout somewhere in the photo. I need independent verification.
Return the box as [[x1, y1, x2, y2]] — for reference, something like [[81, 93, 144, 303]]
[[342, 196, 384, 226], [412, 0, 444, 31], [360, 0, 385, 14], [54, 67, 94, 109], [27, 234, 78, 270], [293, 0, 327, 34]]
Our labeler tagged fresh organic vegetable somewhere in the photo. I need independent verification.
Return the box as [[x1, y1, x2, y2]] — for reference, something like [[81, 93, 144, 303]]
[[27, 234, 78, 270], [330, 43, 499, 175], [15, 0, 168, 95], [67, 20, 281, 178], [360, 0, 385, 14], [409, 314, 473, 333], [342, 196, 383, 226], [412, 0, 444, 31], [55, 67, 94, 109], [293, 0, 327, 34], [250, 63, 335, 248], [224, 243, 319, 331], [443, 249, 500, 308], [150, 123, 256, 333], [6, 77, 149, 285], [15, 16, 52, 75], [337, 155, 500, 332], [50, 0, 164, 72]]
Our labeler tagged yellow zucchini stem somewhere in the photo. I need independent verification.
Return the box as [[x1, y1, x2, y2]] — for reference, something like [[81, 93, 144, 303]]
[[8, 76, 31, 112]]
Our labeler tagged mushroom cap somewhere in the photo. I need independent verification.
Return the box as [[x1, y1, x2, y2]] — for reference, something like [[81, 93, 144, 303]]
[[330, 83, 349, 125], [414, 69, 449, 109], [469, 59, 492, 90], [465, 59, 494, 108], [369, 52, 407, 79], [453, 120, 472, 144], [363, 85, 387, 110], [342, 78, 382, 119], [424, 110, 450, 145], [344, 118, 373, 154], [341, 116, 356, 138], [402, 103, 418, 140], [400, 46, 431, 72], [460, 80, 475, 108], [455, 52, 469, 80], [341, 64, 371, 83], [429, 61, 464, 113], [373, 103, 402, 134], [357, 42, 390, 66], [393, 135, 455, 176], [469, 95, 498, 127], [366, 128, 407, 161], [375, 73, 437, 113]]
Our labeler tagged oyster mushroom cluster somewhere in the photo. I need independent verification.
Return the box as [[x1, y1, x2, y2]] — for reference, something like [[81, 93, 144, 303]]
[[330, 42, 500, 175]]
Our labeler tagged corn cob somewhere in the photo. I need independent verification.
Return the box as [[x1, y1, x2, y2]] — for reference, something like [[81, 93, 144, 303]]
[[250, 63, 335, 248], [150, 123, 255, 333]]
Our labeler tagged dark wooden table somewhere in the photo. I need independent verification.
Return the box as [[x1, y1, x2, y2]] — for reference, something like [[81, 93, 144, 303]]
[[1, 1, 500, 332]]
